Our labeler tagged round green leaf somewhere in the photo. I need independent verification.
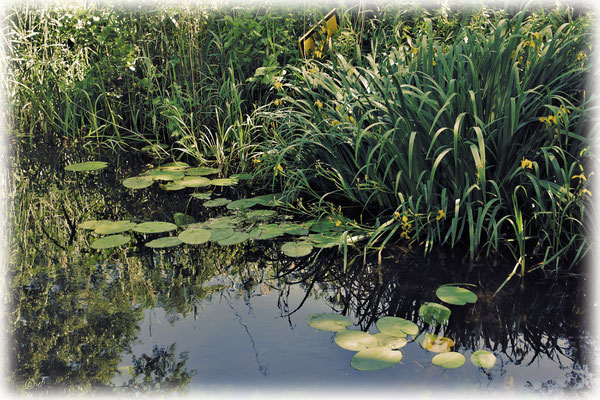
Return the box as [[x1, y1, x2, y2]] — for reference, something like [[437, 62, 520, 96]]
[[185, 167, 220, 176], [470, 350, 497, 369], [436, 285, 478, 305], [210, 178, 238, 186], [281, 223, 310, 236], [230, 173, 253, 181], [65, 161, 108, 172], [432, 352, 465, 369], [376, 316, 418, 337], [309, 219, 343, 233], [306, 313, 352, 332], [179, 228, 211, 245], [226, 198, 259, 210], [248, 224, 284, 240], [246, 209, 277, 220], [350, 347, 403, 371], [372, 333, 409, 349], [90, 234, 130, 249], [308, 233, 345, 248], [78, 220, 104, 230], [180, 176, 211, 188], [173, 213, 195, 227], [143, 169, 185, 181], [419, 302, 451, 326], [159, 161, 189, 170], [204, 198, 232, 207], [160, 182, 186, 191], [94, 220, 137, 235], [334, 330, 378, 351], [145, 237, 182, 248], [133, 221, 178, 234], [251, 193, 283, 206], [191, 192, 212, 200], [209, 228, 235, 242], [123, 176, 154, 189], [281, 241, 313, 258], [201, 216, 239, 229], [218, 231, 250, 246]]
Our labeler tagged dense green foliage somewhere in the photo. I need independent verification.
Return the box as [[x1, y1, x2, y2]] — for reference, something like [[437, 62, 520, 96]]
[[6, 1, 595, 275]]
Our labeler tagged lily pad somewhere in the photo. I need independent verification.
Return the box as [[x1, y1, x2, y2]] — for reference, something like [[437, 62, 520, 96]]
[[65, 161, 108, 172], [143, 169, 185, 181], [281, 241, 313, 258], [334, 330, 378, 351], [160, 182, 186, 191], [309, 219, 344, 233], [208, 228, 235, 242], [418, 332, 455, 353], [218, 232, 250, 246], [133, 221, 178, 234], [185, 167, 220, 176], [178, 228, 211, 245], [180, 176, 212, 188], [436, 285, 478, 305], [204, 198, 232, 207], [78, 220, 105, 230], [376, 316, 417, 337], [306, 313, 352, 332], [419, 302, 451, 326], [159, 161, 190, 170], [145, 237, 182, 248], [470, 350, 497, 369], [191, 192, 212, 200], [201, 216, 240, 229], [251, 193, 284, 207], [123, 176, 154, 189], [93, 220, 137, 235], [90, 234, 130, 249], [373, 333, 409, 349], [230, 173, 253, 181], [226, 198, 259, 210], [173, 213, 195, 227], [281, 223, 310, 236], [432, 352, 465, 369], [246, 209, 277, 220], [249, 224, 285, 240], [308, 233, 346, 248], [210, 178, 238, 186], [350, 347, 403, 371]]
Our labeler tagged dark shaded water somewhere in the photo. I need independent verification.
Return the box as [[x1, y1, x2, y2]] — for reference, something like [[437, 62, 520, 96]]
[[6, 157, 597, 397]]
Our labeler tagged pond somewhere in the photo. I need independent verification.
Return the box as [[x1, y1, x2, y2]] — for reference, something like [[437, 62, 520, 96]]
[[6, 159, 597, 397]]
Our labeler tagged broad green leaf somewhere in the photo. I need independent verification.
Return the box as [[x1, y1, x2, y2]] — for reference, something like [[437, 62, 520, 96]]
[[65, 161, 108, 172], [249, 224, 284, 240], [133, 221, 178, 234], [230, 173, 253, 181], [123, 176, 154, 189], [436, 285, 478, 305], [251, 193, 284, 206], [281, 241, 313, 257], [209, 228, 235, 242], [179, 228, 211, 245], [470, 350, 497, 369], [308, 233, 345, 248], [226, 198, 259, 210], [143, 169, 185, 181], [93, 220, 137, 235], [203, 198, 232, 207], [78, 220, 105, 230], [246, 209, 277, 220], [160, 182, 186, 191], [185, 167, 220, 176], [159, 161, 189, 170], [419, 302, 451, 326], [218, 231, 250, 246], [180, 176, 212, 187], [432, 352, 465, 369], [372, 333, 409, 349], [191, 192, 212, 200], [309, 219, 343, 233], [90, 234, 130, 249], [210, 178, 238, 186], [281, 223, 310, 236], [173, 213, 195, 227], [334, 330, 378, 351], [350, 347, 403, 371], [376, 316, 418, 336], [145, 237, 182, 248], [306, 313, 352, 332]]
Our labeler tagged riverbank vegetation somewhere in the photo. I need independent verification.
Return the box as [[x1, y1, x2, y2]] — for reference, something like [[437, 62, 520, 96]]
[[6, 0, 595, 282]]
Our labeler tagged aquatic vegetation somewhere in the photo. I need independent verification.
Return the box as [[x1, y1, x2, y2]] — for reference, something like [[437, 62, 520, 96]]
[[432, 352, 465, 369], [418, 302, 452, 326], [435, 285, 478, 306], [281, 241, 313, 258], [375, 316, 417, 337], [350, 347, 403, 371], [145, 237, 183, 248], [64, 161, 108, 172], [133, 222, 178, 234], [90, 234, 131, 249], [470, 350, 497, 369], [178, 228, 212, 245], [334, 330, 378, 351], [306, 313, 352, 332]]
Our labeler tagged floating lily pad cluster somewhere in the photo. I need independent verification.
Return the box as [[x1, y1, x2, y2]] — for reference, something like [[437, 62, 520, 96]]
[[65, 161, 108, 172], [306, 284, 497, 372], [121, 162, 231, 190]]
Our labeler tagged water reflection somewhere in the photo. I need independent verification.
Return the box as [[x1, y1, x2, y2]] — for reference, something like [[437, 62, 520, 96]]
[[6, 157, 594, 395]]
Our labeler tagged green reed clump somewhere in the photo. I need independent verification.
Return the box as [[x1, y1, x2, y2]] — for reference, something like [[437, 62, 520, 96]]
[[256, 7, 593, 273]]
